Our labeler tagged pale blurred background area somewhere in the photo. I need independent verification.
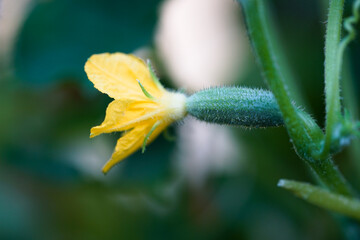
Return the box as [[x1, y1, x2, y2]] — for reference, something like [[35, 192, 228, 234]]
[[0, 0, 358, 239], [0, 0, 31, 69]]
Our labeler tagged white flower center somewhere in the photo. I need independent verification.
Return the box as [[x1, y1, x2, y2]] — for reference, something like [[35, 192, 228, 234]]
[[161, 91, 187, 121]]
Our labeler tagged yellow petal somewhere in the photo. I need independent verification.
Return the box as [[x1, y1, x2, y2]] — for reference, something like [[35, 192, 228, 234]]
[[90, 99, 164, 137], [102, 124, 150, 173], [102, 121, 170, 173], [85, 53, 163, 99]]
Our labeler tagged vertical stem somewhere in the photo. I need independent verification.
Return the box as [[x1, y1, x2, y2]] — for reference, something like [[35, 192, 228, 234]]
[[239, 0, 315, 159], [263, 3, 307, 108], [322, 0, 345, 158], [238, 0, 353, 196], [342, 58, 360, 183], [311, 158, 353, 196]]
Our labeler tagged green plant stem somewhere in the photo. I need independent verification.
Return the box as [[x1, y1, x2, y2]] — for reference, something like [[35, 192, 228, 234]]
[[263, 3, 306, 108], [322, 0, 345, 158], [239, 0, 315, 157], [337, 1, 360, 178], [278, 179, 360, 220], [238, 0, 352, 196], [342, 59, 360, 182], [311, 157, 352, 196]]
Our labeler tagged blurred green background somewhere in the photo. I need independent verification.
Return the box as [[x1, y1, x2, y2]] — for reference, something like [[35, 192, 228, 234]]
[[0, 0, 359, 239]]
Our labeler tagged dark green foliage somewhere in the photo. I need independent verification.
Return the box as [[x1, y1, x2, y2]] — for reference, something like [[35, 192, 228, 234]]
[[14, 0, 161, 87]]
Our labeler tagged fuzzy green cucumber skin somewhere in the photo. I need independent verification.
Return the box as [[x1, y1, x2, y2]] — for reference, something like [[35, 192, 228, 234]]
[[186, 87, 283, 128]]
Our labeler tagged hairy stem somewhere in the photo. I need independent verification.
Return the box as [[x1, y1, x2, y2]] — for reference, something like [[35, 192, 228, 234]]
[[322, 0, 345, 158], [239, 0, 318, 157], [238, 0, 352, 196], [278, 179, 360, 220]]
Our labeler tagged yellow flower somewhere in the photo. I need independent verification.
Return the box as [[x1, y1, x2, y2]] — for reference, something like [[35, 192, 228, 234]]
[[85, 53, 187, 173]]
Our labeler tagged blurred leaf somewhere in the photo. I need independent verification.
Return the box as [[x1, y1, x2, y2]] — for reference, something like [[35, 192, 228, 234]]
[[14, 0, 162, 87]]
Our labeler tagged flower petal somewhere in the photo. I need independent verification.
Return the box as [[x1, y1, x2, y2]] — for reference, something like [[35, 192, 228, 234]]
[[102, 124, 149, 173], [102, 121, 170, 173], [90, 99, 163, 137], [85, 53, 163, 99]]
